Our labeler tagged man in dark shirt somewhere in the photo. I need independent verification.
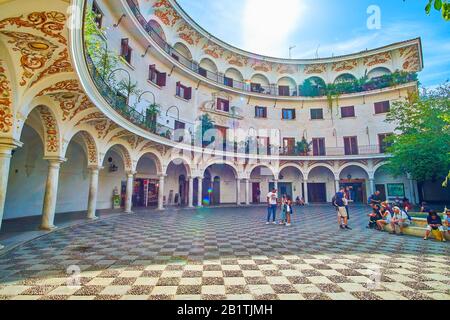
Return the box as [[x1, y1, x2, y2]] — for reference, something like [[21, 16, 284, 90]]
[[334, 188, 351, 230], [424, 211, 446, 242], [369, 191, 382, 208]]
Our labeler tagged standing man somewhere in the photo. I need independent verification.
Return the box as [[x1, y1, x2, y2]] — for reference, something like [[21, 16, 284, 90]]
[[266, 188, 278, 225], [334, 187, 352, 230]]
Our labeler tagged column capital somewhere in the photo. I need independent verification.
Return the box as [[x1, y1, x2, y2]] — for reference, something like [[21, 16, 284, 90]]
[[126, 170, 137, 176], [88, 165, 104, 171], [0, 137, 23, 153], [43, 156, 66, 164], [158, 174, 167, 179]]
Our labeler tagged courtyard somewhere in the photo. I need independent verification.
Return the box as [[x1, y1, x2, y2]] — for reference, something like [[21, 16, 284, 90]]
[[0, 205, 448, 301]]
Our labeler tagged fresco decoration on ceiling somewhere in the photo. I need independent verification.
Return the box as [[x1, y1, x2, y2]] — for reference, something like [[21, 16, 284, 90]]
[[332, 59, 358, 72], [37, 79, 83, 96], [75, 111, 106, 127], [38, 106, 59, 153], [0, 60, 12, 133], [400, 45, 420, 72], [0, 31, 58, 86], [250, 59, 272, 73], [202, 41, 224, 59], [50, 92, 94, 122], [276, 64, 297, 75], [31, 48, 73, 87], [0, 11, 67, 45], [81, 131, 98, 165], [363, 52, 392, 67], [224, 52, 248, 68], [304, 63, 327, 74], [153, 0, 181, 27], [176, 23, 202, 46]]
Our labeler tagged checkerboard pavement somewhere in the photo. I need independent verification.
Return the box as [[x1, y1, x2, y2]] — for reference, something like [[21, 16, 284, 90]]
[[0, 205, 449, 300]]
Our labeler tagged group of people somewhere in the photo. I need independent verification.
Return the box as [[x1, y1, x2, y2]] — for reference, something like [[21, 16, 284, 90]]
[[266, 189, 295, 227], [367, 191, 449, 241]]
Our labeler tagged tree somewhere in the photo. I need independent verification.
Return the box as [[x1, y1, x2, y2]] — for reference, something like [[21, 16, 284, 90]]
[[385, 83, 450, 183], [425, 0, 450, 20]]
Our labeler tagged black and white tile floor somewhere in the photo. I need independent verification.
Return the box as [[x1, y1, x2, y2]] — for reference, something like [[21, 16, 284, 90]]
[[0, 205, 448, 300]]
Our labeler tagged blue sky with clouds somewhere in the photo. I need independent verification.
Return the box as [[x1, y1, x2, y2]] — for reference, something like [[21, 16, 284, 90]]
[[176, 0, 449, 87]]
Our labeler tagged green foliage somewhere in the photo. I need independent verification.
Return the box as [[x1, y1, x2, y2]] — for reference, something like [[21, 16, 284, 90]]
[[145, 103, 161, 133], [424, 0, 450, 20], [384, 82, 450, 182], [197, 114, 215, 146], [295, 137, 311, 155], [84, 10, 119, 79]]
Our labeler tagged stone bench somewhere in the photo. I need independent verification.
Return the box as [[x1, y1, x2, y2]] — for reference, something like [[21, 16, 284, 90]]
[[381, 217, 449, 241]]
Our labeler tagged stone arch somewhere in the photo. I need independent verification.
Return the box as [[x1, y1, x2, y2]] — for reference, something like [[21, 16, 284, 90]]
[[224, 67, 244, 82], [338, 162, 370, 178], [367, 67, 392, 79], [199, 57, 218, 73], [248, 163, 277, 179], [102, 143, 133, 172], [173, 41, 192, 60], [334, 73, 357, 84], [27, 104, 61, 156], [201, 159, 239, 178], [166, 156, 192, 176], [250, 73, 270, 86], [373, 161, 389, 175], [279, 163, 306, 178], [148, 19, 167, 42], [277, 76, 297, 87], [306, 163, 337, 180], [64, 129, 100, 167], [135, 150, 164, 175]]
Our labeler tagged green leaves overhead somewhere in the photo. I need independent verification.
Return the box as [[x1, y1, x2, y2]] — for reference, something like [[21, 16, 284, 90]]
[[424, 0, 450, 20]]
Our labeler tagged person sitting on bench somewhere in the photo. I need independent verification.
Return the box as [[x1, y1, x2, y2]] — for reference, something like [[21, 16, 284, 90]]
[[424, 210, 446, 242]]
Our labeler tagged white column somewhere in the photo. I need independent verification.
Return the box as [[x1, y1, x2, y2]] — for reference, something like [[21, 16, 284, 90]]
[[408, 178, 417, 204], [335, 179, 340, 193], [369, 178, 375, 196], [304, 180, 309, 204], [274, 180, 278, 190], [236, 178, 241, 205], [0, 141, 21, 250], [245, 179, 250, 205], [197, 177, 203, 207], [40, 157, 65, 230], [188, 176, 194, 208], [87, 166, 102, 220], [124, 171, 135, 213], [158, 174, 165, 210]]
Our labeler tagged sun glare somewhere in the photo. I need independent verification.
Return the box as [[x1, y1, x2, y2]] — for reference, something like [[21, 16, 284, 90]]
[[242, 0, 304, 58]]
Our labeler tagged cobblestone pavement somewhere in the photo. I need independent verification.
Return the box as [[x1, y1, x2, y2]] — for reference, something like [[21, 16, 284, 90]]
[[0, 205, 449, 300]]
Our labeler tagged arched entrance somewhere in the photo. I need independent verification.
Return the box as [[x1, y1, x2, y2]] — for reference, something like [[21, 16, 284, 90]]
[[339, 165, 370, 203], [165, 158, 191, 207], [202, 163, 239, 205], [278, 165, 305, 201], [99, 145, 127, 209], [135, 153, 161, 207], [307, 166, 336, 203], [249, 165, 276, 203]]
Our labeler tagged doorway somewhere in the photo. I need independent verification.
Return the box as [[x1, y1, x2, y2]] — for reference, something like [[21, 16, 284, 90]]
[[307, 183, 327, 203], [340, 179, 367, 203], [252, 182, 261, 203], [376, 184, 387, 202]]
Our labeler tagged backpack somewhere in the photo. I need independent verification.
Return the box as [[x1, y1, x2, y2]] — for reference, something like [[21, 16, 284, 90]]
[[403, 210, 412, 222], [331, 195, 337, 207]]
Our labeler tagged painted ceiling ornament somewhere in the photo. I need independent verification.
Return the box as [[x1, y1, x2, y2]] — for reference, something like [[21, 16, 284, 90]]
[[101, 121, 119, 139], [276, 64, 297, 75], [152, 0, 181, 27], [224, 52, 248, 68], [38, 106, 58, 153], [363, 52, 392, 67], [81, 131, 98, 165], [202, 41, 224, 59], [0, 31, 58, 86], [31, 48, 73, 87], [251, 59, 272, 73], [50, 92, 94, 122], [0, 11, 67, 45], [109, 129, 130, 142], [37, 79, 82, 96], [399, 45, 420, 72], [304, 63, 327, 74], [75, 111, 106, 126], [177, 23, 202, 46], [332, 59, 358, 72], [0, 61, 13, 133]]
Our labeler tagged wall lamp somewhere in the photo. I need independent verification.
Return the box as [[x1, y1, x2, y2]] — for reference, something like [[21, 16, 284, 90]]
[[113, 14, 126, 28], [141, 45, 152, 58]]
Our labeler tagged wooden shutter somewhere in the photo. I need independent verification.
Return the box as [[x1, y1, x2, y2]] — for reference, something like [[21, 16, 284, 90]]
[[185, 87, 192, 100], [121, 38, 129, 57], [157, 72, 166, 87], [176, 82, 180, 96], [149, 65, 155, 81]]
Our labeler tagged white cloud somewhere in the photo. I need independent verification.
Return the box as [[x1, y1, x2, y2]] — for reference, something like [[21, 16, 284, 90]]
[[242, 0, 304, 58]]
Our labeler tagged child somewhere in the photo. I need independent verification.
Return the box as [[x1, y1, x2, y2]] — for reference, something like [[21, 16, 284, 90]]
[[278, 196, 288, 225], [284, 199, 294, 227]]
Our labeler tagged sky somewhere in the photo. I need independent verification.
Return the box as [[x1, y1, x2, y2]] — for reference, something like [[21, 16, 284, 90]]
[[176, 0, 450, 88]]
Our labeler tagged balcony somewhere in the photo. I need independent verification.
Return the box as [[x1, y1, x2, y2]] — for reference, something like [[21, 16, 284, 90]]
[[126, 0, 418, 99], [279, 145, 386, 157]]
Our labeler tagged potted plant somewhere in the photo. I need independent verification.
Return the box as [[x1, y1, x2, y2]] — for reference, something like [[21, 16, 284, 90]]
[[145, 103, 160, 133], [295, 137, 311, 156]]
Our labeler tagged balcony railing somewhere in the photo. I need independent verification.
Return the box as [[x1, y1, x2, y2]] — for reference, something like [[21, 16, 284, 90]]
[[126, 0, 417, 98], [280, 145, 385, 156]]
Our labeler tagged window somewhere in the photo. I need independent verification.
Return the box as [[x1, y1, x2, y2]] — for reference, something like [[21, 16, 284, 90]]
[[216, 98, 230, 112], [283, 138, 295, 155], [257, 136, 271, 155], [198, 67, 207, 77], [278, 85, 290, 96], [120, 38, 132, 64], [255, 106, 267, 119], [251, 83, 262, 93], [148, 65, 166, 87], [374, 101, 390, 114], [387, 184, 405, 197], [312, 138, 326, 156], [378, 133, 393, 153], [310, 108, 324, 120], [344, 136, 359, 155], [176, 82, 192, 100], [174, 121, 186, 142], [92, 1, 103, 28], [224, 76, 233, 87], [341, 106, 355, 118], [282, 109, 296, 120]]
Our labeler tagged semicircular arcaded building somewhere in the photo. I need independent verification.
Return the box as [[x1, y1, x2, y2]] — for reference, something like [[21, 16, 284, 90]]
[[0, 0, 446, 248]]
